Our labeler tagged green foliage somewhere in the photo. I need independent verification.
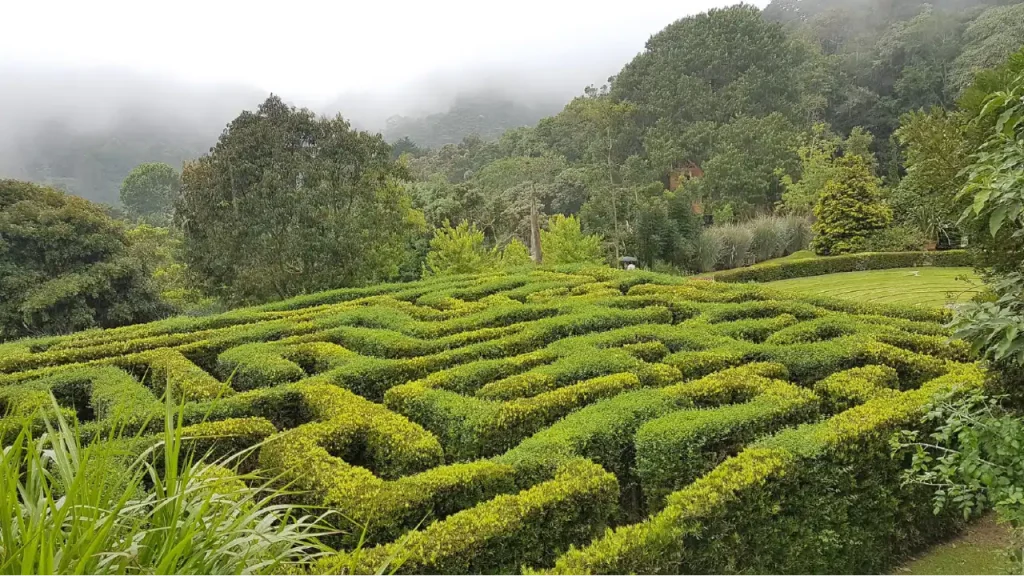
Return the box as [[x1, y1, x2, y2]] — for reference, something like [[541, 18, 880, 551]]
[[950, 49, 1024, 367], [424, 221, 494, 276], [896, 390, 1024, 571], [0, 179, 171, 341], [683, 114, 803, 217], [125, 224, 212, 311], [541, 214, 603, 265], [0, 265, 984, 574], [549, 364, 984, 574], [175, 95, 422, 304], [899, 391, 1019, 517], [500, 238, 533, 269], [812, 156, 892, 255], [119, 162, 180, 224], [713, 249, 972, 283], [471, 155, 569, 244], [864, 224, 928, 252], [892, 107, 969, 242], [949, 3, 1024, 96], [322, 460, 618, 574], [0, 395, 331, 574], [781, 124, 877, 215]]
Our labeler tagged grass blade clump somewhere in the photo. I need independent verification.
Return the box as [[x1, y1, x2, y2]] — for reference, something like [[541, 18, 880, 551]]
[[0, 394, 333, 575]]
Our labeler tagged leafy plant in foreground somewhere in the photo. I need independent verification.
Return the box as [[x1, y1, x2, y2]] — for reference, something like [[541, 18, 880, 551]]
[[895, 391, 1024, 572], [0, 396, 333, 575]]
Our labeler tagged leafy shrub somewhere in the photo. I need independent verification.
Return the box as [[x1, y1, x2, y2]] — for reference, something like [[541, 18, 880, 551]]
[[547, 365, 984, 574], [424, 221, 494, 276], [864, 224, 928, 252], [500, 238, 534, 268], [541, 214, 604, 265], [812, 156, 892, 255], [0, 267, 982, 574], [0, 179, 172, 341]]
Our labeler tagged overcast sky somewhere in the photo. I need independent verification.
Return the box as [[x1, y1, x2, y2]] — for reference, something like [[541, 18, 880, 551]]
[[1, 0, 769, 104]]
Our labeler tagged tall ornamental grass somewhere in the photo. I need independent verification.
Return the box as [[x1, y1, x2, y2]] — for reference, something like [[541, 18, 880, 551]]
[[0, 396, 333, 575], [695, 215, 813, 273]]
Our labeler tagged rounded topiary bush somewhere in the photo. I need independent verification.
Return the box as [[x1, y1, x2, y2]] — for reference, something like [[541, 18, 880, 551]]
[[811, 156, 892, 256]]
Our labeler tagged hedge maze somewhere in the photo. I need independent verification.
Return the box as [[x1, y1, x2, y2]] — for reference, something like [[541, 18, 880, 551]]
[[0, 268, 984, 574]]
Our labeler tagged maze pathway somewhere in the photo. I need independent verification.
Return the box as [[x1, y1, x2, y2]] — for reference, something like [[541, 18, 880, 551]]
[[0, 268, 983, 574]]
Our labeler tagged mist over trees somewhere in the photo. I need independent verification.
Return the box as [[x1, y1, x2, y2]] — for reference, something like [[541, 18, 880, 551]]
[[3, 0, 1024, 338], [0, 59, 614, 206]]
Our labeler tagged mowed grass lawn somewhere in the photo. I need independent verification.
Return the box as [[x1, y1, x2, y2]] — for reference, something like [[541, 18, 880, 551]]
[[765, 267, 981, 308]]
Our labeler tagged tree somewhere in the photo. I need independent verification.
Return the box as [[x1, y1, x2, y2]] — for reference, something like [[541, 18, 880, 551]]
[[811, 156, 892, 255], [781, 124, 878, 215], [125, 224, 210, 311], [0, 179, 170, 340], [391, 136, 423, 159], [119, 162, 180, 223], [950, 56, 1024, 367], [471, 155, 568, 246], [175, 95, 420, 304], [948, 3, 1024, 97], [874, 6, 964, 111], [499, 238, 534, 269], [613, 5, 823, 129], [685, 114, 802, 217], [541, 214, 604, 265], [423, 221, 493, 276], [891, 107, 968, 243]]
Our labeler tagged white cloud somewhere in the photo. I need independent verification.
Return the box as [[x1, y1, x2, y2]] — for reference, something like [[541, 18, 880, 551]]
[[0, 0, 768, 100]]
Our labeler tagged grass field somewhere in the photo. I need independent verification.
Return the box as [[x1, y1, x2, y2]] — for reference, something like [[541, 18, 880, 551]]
[[897, 514, 1014, 575], [766, 267, 981, 307]]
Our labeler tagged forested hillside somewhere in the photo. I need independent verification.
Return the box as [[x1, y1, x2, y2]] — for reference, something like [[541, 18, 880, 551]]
[[3, 116, 212, 206], [401, 0, 1024, 271], [383, 93, 563, 149], [3, 0, 1020, 210]]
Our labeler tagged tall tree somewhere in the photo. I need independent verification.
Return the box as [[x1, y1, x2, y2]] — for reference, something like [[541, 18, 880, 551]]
[[471, 155, 568, 245], [949, 3, 1024, 97], [891, 107, 968, 242], [175, 95, 420, 304], [612, 5, 824, 134], [0, 180, 170, 340], [119, 162, 180, 223]]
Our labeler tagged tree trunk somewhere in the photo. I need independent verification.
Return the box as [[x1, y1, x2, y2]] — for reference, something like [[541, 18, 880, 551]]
[[607, 126, 620, 261], [530, 184, 543, 264]]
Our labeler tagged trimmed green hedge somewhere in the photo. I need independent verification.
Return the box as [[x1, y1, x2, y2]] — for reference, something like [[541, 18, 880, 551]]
[[712, 250, 972, 283], [543, 363, 985, 574], [0, 266, 985, 575], [318, 459, 618, 574]]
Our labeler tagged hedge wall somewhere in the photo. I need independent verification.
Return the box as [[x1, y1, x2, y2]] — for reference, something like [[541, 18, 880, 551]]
[[712, 250, 973, 283], [0, 267, 986, 575]]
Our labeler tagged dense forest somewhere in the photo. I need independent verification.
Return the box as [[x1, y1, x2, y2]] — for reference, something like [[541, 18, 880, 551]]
[[2, 0, 1024, 340], [382, 93, 563, 149], [397, 0, 1024, 263]]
